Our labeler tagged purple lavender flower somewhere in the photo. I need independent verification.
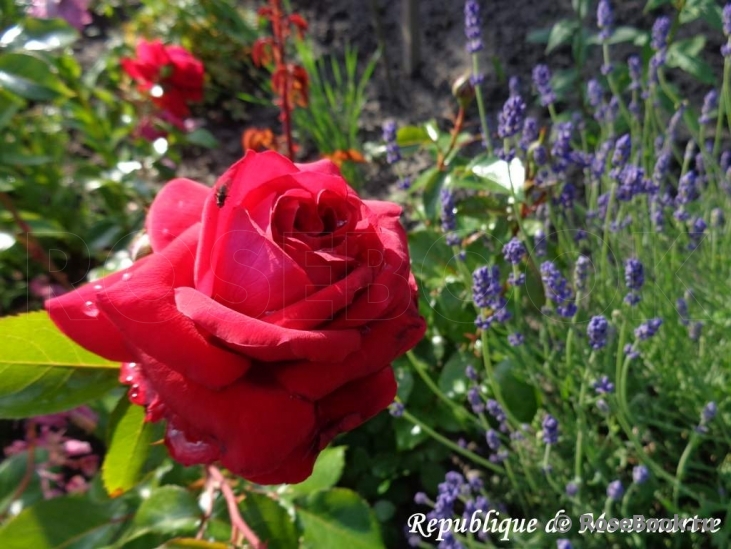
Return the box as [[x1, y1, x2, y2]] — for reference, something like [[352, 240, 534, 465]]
[[688, 217, 707, 250], [533, 145, 548, 166], [607, 480, 624, 500], [593, 375, 615, 394], [486, 399, 508, 430], [574, 255, 591, 291], [534, 229, 547, 257], [541, 261, 577, 317], [624, 258, 644, 305], [509, 76, 521, 97], [628, 55, 642, 90], [414, 492, 429, 504], [520, 117, 538, 150], [552, 122, 573, 171], [508, 332, 524, 346], [591, 138, 614, 179], [633, 465, 650, 484], [612, 134, 631, 167], [700, 90, 718, 125], [689, 321, 703, 341], [383, 121, 401, 164], [651, 16, 671, 51], [472, 265, 501, 309], [503, 237, 526, 265], [397, 176, 412, 191], [28, 0, 92, 31], [624, 343, 640, 360], [557, 540, 573, 549], [587, 79, 604, 109], [532, 64, 556, 106], [724, 3, 731, 36], [565, 482, 578, 497], [441, 188, 457, 234], [464, 0, 483, 53], [677, 297, 690, 325], [702, 401, 717, 422], [468, 387, 485, 414], [587, 316, 610, 350], [542, 414, 559, 444], [498, 95, 527, 138], [634, 318, 663, 340], [389, 402, 404, 417], [465, 364, 478, 381], [676, 171, 699, 207], [508, 271, 525, 286], [597, 0, 613, 40], [486, 429, 501, 450]]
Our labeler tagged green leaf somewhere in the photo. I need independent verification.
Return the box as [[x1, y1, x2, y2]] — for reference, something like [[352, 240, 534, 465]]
[[0, 18, 78, 51], [679, 0, 722, 29], [526, 27, 551, 45], [0, 313, 119, 418], [0, 312, 119, 370], [667, 38, 716, 84], [0, 52, 72, 101], [438, 351, 472, 399], [289, 446, 346, 496], [494, 359, 539, 423], [239, 493, 299, 549], [185, 128, 218, 149], [0, 497, 122, 549], [102, 398, 156, 497], [546, 19, 578, 53], [0, 88, 23, 130], [396, 125, 430, 147], [133, 485, 200, 535], [470, 156, 526, 199], [297, 488, 385, 549]]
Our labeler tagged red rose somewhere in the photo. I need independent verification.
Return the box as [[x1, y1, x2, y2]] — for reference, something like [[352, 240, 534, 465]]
[[46, 151, 426, 484], [121, 39, 204, 119]]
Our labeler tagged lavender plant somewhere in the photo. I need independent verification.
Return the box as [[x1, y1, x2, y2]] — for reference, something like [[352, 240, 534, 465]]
[[388, 1, 731, 546]]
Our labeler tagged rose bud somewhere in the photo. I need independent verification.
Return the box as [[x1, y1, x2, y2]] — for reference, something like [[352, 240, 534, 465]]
[[46, 151, 426, 484]]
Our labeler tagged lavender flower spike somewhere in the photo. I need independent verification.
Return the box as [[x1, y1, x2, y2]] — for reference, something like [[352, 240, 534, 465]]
[[464, 0, 484, 53]]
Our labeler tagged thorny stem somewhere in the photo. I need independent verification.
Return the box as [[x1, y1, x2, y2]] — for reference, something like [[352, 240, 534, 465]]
[[437, 105, 466, 170], [6, 421, 37, 513], [208, 466, 265, 549], [0, 192, 72, 291]]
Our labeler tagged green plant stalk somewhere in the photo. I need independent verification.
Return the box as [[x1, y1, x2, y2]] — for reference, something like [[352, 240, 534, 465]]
[[602, 43, 632, 132], [573, 349, 593, 491], [600, 183, 617, 281], [406, 351, 482, 429], [400, 409, 504, 474], [673, 431, 700, 508], [504, 458, 529, 516], [471, 55, 494, 156]]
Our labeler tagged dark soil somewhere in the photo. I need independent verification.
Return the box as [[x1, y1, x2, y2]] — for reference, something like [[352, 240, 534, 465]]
[[172, 0, 723, 194]]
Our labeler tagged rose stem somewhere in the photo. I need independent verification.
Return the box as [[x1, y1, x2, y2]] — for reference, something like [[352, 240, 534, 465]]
[[0, 192, 72, 290], [207, 465, 265, 549]]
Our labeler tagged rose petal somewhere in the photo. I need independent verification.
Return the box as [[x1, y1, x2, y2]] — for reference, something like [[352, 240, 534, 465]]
[[272, 305, 426, 400], [45, 261, 150, 362], [261, 262, 375, 330], [96, 224, 250, 389], [146, 178, 210, 252], [175, 287, 361, 362], [315, 366, 396, 449], [295, 158, 342, 176], [139, 353, 317, 481], [199, 206, 311, 317]]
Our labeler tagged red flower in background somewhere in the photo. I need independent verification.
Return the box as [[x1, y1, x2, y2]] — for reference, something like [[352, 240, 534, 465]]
[[121, 39, 204, 119]]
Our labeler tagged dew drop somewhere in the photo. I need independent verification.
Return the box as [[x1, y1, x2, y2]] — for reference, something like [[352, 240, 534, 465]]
[[83, 301, 99, 318], [122, 272, 132, 282], [125, 375, 134, 383], [93, 284, 102, 291]]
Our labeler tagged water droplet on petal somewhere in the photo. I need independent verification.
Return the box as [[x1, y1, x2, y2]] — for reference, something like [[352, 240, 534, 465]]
[[83, 301, 99, 318], [93, 284, 102, 291], [122, 272, 132, 282]]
